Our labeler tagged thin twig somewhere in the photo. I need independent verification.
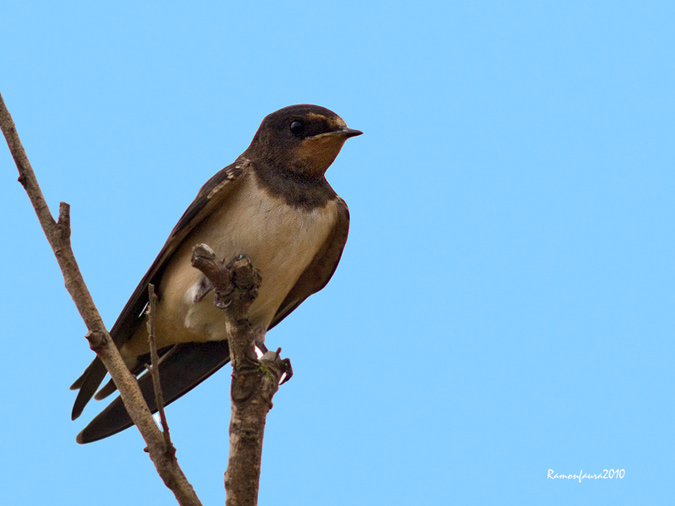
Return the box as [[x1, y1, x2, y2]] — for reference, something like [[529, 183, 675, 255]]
[[146, 283, 173, 448], [0, 92, 202, 506]]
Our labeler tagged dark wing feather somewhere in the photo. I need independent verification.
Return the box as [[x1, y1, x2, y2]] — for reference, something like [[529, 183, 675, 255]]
[[71, 160, 249, 420], [109, 159, 250, 346]]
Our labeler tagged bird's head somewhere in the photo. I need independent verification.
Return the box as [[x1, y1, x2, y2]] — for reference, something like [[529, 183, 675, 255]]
[[244, 104, 362, 177]]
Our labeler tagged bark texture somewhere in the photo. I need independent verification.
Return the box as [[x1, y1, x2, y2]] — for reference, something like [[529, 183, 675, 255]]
[[191, 244, 290, 506]]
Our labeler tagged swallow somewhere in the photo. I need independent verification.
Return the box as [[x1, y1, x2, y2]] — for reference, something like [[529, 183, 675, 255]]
[[70, 104, 362, 443]]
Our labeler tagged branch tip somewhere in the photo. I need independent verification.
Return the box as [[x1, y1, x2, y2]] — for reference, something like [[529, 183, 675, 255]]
[[58, 201, 71, 226]]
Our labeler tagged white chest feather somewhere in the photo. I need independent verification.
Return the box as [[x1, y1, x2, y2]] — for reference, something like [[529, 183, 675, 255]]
[[155, 174, 338, 343]]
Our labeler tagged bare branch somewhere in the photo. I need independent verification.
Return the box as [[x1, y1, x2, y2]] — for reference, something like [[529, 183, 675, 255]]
[[146, 283, 173, 448], [0, 92, 202, 506], [191, 244, 290, 506]]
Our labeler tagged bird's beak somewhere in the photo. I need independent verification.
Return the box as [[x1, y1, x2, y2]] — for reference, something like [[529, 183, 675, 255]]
[[308, 127, 363, 142], [339, 128, 363, 138]]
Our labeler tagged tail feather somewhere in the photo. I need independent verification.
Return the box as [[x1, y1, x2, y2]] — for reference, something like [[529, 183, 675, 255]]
[[71, 358, 108, 420], [93, 378, 118, 401], [93, 348, 172, 401], [76, 340, 230, 444]]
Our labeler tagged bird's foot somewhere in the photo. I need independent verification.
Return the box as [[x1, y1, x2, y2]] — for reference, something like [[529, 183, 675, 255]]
[[261, 347, 293, 384]]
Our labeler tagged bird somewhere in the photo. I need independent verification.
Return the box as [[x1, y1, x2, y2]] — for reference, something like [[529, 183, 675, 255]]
[[70, 104, 361, 443]]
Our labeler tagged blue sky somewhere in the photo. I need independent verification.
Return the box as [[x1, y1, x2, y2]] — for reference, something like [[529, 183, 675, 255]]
[[1, 1, 673, 505]]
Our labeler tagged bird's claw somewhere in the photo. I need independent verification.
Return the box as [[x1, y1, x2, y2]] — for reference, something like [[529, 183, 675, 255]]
[[260, 347, 293, 384]]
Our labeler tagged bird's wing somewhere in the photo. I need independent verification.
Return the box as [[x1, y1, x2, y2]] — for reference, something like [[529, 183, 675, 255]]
[[76, 198, 350, 443], [74, 188, 349, 442], [109, 159, 251, 345], [70, 160, 249, 419]]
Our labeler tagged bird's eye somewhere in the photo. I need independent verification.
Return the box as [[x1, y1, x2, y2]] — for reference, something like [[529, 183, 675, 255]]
[[290, 121, 305, 135]]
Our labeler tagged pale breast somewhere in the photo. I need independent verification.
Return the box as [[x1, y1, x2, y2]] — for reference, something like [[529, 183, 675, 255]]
[[153, 171, 339, 345]]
